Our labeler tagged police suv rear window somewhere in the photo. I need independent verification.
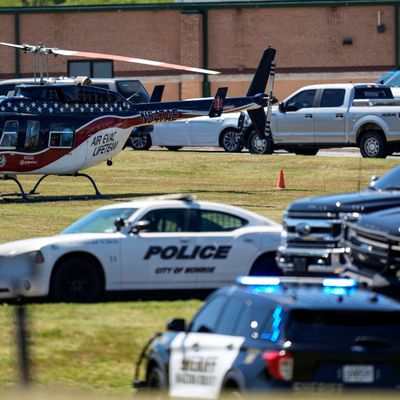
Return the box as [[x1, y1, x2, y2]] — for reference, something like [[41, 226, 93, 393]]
[[286, 310, 400, 343]]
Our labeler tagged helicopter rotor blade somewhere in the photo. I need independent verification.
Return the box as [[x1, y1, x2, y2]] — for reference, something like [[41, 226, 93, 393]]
[[0, 42, 219, 75], [0, 42, 25, 49], [51, 48, 220, 75]]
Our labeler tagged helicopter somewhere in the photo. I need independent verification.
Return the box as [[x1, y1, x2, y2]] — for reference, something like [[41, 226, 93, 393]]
[[0, 42, 276, 201]]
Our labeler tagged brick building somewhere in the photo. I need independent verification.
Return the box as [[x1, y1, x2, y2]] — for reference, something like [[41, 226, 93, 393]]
[[0, 0, 399, 100]]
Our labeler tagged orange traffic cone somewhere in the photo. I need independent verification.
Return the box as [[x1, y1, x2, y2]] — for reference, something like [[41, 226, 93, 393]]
[[277, 169, 285, 189]]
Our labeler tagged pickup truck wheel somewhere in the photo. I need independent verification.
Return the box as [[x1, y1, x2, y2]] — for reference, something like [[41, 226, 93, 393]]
[[294, 148, 319, 156], [220, 128, 243, 152], [359, 131, 387, 158], [129, 133, 152, 150], [247, 129, 274, 154], [51, 257, 103, 302]]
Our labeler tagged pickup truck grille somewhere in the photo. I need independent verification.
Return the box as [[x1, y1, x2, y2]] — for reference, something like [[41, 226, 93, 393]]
[[284, 211, 342, 247], [346, 225, 400, 278]]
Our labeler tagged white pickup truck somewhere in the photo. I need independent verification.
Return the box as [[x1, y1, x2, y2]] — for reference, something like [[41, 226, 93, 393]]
[[244, 83, 400, 158]]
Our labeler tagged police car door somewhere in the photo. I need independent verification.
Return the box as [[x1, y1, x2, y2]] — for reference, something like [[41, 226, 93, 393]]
[[193, 209, 260, 288], [169, 295, 245, 399], [120, 207, 198, 289]]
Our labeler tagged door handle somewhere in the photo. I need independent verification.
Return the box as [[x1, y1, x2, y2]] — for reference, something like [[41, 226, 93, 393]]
[[305, 114, 312, 119], [336, 113, 344, 119], [192, 343, 200, 351], [179, 239, 191, 243], [226, 344, 234, 350]]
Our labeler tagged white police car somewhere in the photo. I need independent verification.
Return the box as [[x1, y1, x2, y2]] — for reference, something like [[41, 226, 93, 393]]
[[135, 276, 400, 398], [0, 195, 281, 302]]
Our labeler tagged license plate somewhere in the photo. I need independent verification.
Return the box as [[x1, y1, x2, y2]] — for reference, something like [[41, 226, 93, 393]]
[[293, 257, 308, 272], [342, 365, 374, 383]]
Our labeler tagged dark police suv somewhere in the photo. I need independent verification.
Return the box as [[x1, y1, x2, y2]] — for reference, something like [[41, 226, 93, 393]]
[[278, 164, 400, 275], [345, 206, 400, 295], [134, 277, 400, 397]]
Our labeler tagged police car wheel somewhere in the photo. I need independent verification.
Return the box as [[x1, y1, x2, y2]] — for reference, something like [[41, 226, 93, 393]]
[[249, 253, 282, 276], [51, 257, 103, 303], [147, 366, 167, 389]]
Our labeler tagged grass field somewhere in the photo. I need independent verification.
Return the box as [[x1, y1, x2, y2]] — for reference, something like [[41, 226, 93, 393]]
[[0, 148, 399, 395]]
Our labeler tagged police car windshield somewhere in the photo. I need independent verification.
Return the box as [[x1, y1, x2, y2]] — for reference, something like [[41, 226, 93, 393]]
[[62, 208, 137, 234], [286, 310, 400, 344]]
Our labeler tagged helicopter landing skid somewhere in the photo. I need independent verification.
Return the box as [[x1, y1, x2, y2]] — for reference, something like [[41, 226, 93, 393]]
[[1, 172, 103, 202], [0, 175, 29, 201], [29, 172, 102, 197]]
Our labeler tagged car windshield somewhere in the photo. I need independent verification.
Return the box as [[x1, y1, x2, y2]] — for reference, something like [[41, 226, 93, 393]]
[[384, 71, 400, 87], [368, 165, 400, 191], [286, 309, 400, 344], [62, 208, 137, 234], [376, 71, 396, 85]]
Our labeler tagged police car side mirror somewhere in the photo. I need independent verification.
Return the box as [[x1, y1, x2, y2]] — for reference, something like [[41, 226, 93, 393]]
[[114, 217, 126, 232], [369, 175, 379, 186], [279, 102, 286, 113], [130, 220, 151, 235], [167, 318, 186, 332]]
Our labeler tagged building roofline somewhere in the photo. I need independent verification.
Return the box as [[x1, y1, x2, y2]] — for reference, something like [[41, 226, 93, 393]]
[[0, 1, 400, 14]]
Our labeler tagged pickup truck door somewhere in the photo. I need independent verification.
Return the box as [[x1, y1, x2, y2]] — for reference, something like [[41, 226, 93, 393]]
[[274, 89, 316, 144], [313, 88, 347, 143]]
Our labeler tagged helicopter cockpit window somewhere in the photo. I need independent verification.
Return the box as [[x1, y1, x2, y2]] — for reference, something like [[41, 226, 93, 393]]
[[116, 81, 149, 102], [0, 120, 18, 149], [49, 125, 74, 148], [24, 120, 40, 150]]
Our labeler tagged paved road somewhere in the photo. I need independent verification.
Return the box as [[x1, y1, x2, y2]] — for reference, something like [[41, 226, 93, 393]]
[[144, 146, 400, 158]]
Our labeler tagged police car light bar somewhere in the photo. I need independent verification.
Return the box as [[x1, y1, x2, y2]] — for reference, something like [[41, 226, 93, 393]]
[[322, 278, 357, 288], [237, 276, 358, 288], [236, 276, 281, 286]]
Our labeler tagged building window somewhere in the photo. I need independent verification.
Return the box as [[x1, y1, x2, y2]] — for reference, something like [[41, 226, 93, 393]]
[[68, 60, 113, 78]]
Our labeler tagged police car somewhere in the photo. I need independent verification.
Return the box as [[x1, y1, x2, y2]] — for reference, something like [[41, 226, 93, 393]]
[[134, 276, 400, 397], [0, 194, 281, 302]]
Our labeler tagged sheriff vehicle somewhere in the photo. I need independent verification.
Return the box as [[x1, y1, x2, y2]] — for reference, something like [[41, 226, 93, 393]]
[[134, 276, 400, 398], [0, 195, 281, 302]]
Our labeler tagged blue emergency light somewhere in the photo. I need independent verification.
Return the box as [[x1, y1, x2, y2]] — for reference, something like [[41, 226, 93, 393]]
[[236, 276, 281, 286], [237, 276, 358, 289], [322, 278, 357, 288]]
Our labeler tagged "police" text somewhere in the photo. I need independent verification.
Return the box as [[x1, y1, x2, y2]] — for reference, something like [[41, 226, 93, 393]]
[[144, 245, 232, 260]]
